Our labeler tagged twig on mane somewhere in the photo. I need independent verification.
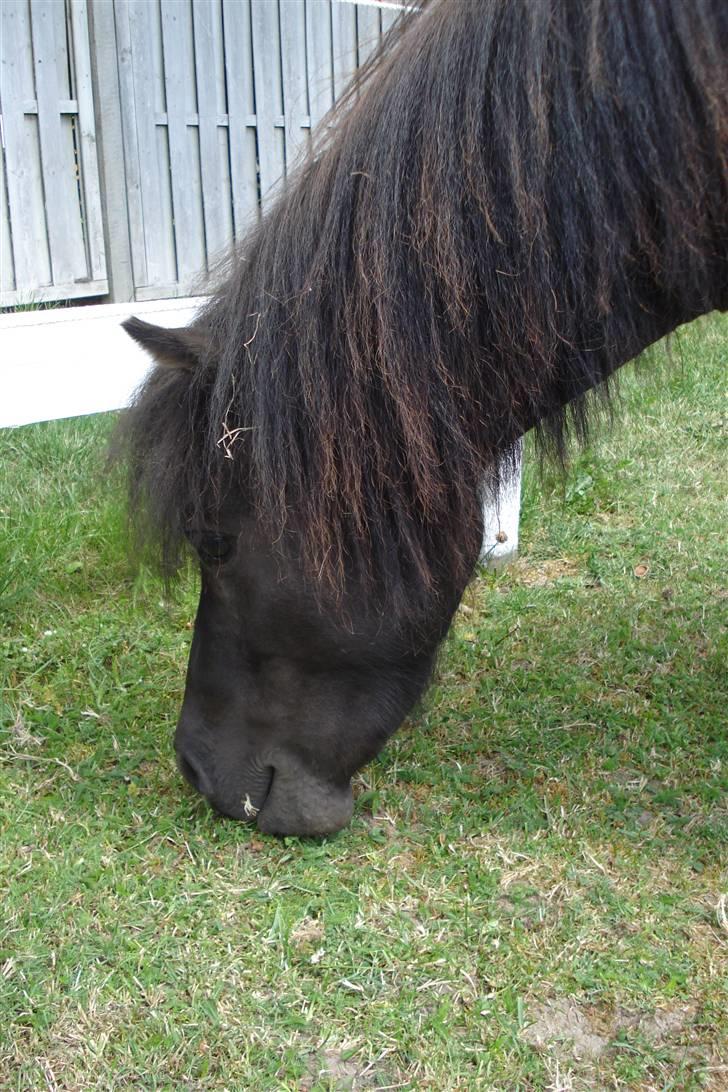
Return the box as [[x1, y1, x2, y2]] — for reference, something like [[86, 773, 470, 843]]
[[217, 370, 255, 459], [243, 311, 261, 349], [216, 424, 253, 460]]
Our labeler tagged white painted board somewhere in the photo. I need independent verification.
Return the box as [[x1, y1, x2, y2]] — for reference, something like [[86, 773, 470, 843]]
[[0, 297, 205, 428], [480, 441, 523, 566]]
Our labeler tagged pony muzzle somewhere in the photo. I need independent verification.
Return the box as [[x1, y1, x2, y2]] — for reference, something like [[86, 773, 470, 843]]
[[255, 762, 354, 838], [175, 741, 352, 836]]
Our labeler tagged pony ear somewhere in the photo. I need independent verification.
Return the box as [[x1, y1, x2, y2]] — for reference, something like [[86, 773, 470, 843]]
[[122, 316, 210, 371]]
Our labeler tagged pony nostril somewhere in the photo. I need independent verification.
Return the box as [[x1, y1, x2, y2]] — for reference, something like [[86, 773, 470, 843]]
[[178, 751, 212, 797]]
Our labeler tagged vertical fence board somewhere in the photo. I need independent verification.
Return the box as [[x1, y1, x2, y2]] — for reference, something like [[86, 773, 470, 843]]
[[193, 0, 231, 261], [135, 0, 175, 287], [31, 0, 84, 284], [331, 0, 358, 98], [114, 0, 146, 288], [211, 0, 234, 252], [280, 0, 309, 171], [306, 0, 334, 134], [0, 1, 51, 294], [122, 1, 165, 287], [0, 147, 15, 293], [222, 0, 258, 238], [250, 0, 285, 207], [151, 4, 177, 288], [356, 4, 381, 66], [87, 0, 134, 300], [69, 0, 107, 283], [161, 0, 205, 286], [50, 0, 71, 97], [381, 3, 403, 34]]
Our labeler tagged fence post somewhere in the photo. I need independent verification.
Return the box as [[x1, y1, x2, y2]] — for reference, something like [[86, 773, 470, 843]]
[[86, 0, 135, 302], [481, 440, 523, 568]]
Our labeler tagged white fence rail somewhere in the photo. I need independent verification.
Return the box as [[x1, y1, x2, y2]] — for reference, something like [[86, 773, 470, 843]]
[[0, 297, 203, 428]]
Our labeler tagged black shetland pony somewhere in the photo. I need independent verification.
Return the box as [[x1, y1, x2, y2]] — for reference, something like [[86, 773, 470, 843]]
[[121, 0, 727, 835]]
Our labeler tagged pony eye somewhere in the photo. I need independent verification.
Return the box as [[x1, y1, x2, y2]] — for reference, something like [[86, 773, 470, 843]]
[[192, 533, 235, 564]]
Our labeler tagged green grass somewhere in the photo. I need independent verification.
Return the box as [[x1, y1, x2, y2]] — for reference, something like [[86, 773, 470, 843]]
[[1, 314, 726, 1090]]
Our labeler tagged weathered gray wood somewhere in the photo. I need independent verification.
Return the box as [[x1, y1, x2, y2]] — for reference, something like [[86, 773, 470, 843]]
[[31, 0, 84, 284], [250, 0, 285, 207], [1, 0, 107, 305], [134, 0, 177, 288], [87, 0, 134, 300], [152, 3, 182, 289], [113, 0, 146, 289], [3, 0, 414, 306], [222, 0, 258, 238], [49, 0, 71, 96], [380, 2, 404, 34], [305, 0, 334, 135], [118, 1, 157, 288], [211, 0, 234, 252], [331, 0, 358, 99], [0, 144, 15, 297], [0, 0, 51, 295], [1, 278, 109, 308], [70, 0, 108, 286], [161, 0, 205, 287], [193, 0, 231, 261], [279, 0, 309, 171], [356, 3, 381, 66], [19, 100, 78, 116]]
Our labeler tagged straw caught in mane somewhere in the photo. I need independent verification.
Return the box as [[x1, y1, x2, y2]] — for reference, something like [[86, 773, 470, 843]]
[[120, 0, 727, 625]]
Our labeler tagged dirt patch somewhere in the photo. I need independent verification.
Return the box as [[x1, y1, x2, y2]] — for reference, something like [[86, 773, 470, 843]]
[[511, 558, 581, 588], [290, 916, 326, 950], [300, 1048, 392, 1091], [302, 1049, 360, 1090], [623, 1002, 698, 1044], [522, 999, 609, 1060], [472, 755, 510, 782], [521, 997, 699, 1064]]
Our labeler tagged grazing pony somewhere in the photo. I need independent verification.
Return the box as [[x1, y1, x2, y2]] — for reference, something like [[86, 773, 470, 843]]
[[120, 0, 727, 835]]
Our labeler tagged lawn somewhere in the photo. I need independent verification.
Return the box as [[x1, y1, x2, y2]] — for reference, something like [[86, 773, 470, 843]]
[[1, 314, 726, 1090]]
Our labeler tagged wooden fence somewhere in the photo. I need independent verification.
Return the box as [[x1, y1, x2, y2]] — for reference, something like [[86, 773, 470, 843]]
[[1, 0, 406, 307], [0, 0, 108, 306]]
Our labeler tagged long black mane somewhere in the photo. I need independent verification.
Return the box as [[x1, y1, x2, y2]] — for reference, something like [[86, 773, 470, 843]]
[[121, 0, 727, 622]]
